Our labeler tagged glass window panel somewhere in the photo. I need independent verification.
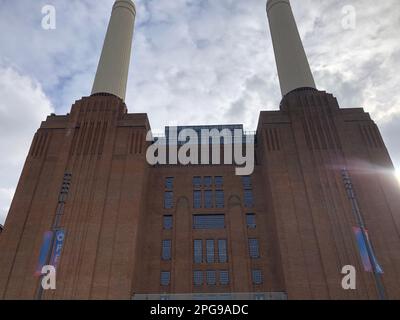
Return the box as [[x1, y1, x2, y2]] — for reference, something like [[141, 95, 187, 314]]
[[215, 176, 223, 188], [194, 240, 203, 264], [193, 190, 202, 209], [160, 271, 170, 286], [162, 239, 171, 260], [244, 190, 254, 208], [242, 176, 252, 189], [206, 239, 214, 263], [248, 238, 260, 258], [252, 270, 263, 285], [193, 215, 225, 229], [193, 176, 202, 189], [163, 215, 173, 230], [204, 190, 213, 208], [246, 214, 256, 229], [219, 270, 229, 285], [164, 192, 173, 209], [194, 271, 203, 286], [165, 177, 174, 190], [218, 239, 228, 263], [206, 270, 216, 285], [203, 176, 212, 188], [215, 190, 224, 208]]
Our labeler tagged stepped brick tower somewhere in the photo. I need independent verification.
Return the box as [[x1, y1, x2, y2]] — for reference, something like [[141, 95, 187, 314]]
[[0, 0, 399, 300]]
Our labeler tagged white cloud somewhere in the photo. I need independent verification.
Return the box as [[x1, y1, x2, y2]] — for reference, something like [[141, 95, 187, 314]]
[[0, 0, 115, 113], [0, 0, 399, 224], [0, 66, 53, 224], [293, 1, 400, 118]]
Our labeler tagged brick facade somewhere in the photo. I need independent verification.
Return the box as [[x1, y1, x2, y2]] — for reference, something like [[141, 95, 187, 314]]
[[0, 89, 399, 299]]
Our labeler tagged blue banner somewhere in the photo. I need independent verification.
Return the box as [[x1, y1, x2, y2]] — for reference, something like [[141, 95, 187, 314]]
[[50, 229, 65, 269], [35, 231, 53, 276], [353, 227, 383, 274]]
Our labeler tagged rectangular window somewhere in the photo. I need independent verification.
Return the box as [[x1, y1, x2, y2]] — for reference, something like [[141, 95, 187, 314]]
[[203, 176, 212, 188], [206, 239, 214, 263], [206, 270, 216, 285], [246, 213, 256, 229], [254, 293, 265, 300], [165, 177, 174, 190], [163, 215, 173, 230], [215, 176, 223, 188], [193, 191, 202, 209], [204, 190, 213, 208], [215, 190, 224, 208], [162, 240, 171, 260], [219, 270, 229, 285], [252, 269, 263, 285], [194, 240, 203, 264], [160, 271, 170, 286], [242, 176, 252, 189], [244, 190, 254, 208], [248, 238, 260, 258], [193, 176, 202, 189], [164, 192, 173, 209], [194, 271, 203, 286], [193, 214, 225, 229], [218, 239, 228, 263]]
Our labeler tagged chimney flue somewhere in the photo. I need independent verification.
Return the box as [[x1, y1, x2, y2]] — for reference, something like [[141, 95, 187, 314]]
[[91, 0, 136, 101], [266, 0, 316, 96]]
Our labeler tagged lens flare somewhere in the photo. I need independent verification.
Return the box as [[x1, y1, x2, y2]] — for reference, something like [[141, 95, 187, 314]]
[[396, 170, 400, 185]]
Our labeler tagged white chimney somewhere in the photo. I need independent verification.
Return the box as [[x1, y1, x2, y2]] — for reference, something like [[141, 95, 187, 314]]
[[266, 0, 316, 96], [91, 0, 136, 101]]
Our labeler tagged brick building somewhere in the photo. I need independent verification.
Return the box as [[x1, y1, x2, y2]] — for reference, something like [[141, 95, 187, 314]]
[[0, 0, 399, 300]]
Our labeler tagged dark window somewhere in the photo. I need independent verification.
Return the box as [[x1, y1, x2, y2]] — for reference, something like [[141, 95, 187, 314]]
[[242, 176, 252, 189], [204, 190, 213, 208], [194, 240, 203, 264], [165, 177, 174, 190], [161, 271, 170, 286], [246, 213, 256, 229], [252, 269, 263, 285], [163, 215, 173, 230], [248, 238, 260, 258], [215, 176, 223, 188], [194, 271, 203, 286], [162, 240, 171, 260], [206, 239, 214, 263], [164, 192, 173, 209], [193, 191, 201, 209], [218, 239, 228, 263], [193, 176, 202, 189], [215, 190, 224, 208], [206, 270, 216, 285], [219, 270, 229, 285], [193, 191, 202, 209], [193, 214, 225, 229], [244, 190, 254, 208], [203, 176, 212, 188]]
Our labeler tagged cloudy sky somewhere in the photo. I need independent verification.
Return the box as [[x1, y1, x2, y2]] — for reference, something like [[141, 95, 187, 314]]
[[0, 0, 399, 225]]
